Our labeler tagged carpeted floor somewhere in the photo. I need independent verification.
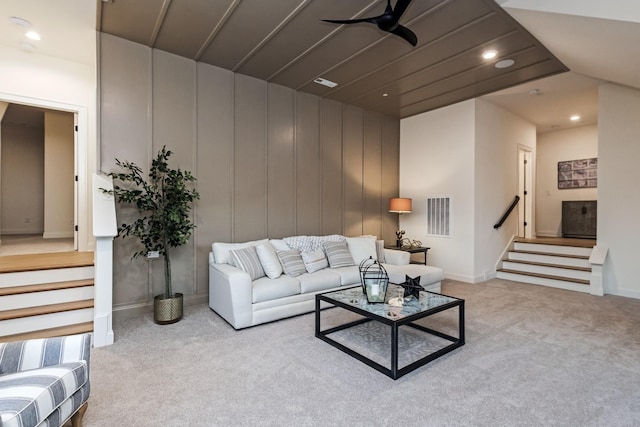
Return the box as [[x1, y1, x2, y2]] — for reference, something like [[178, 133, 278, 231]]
[[85, 279, 640, 426]]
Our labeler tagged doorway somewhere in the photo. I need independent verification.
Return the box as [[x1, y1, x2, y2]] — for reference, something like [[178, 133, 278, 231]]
[[0, 102, 77, 255], [518, 146, 533, 239]]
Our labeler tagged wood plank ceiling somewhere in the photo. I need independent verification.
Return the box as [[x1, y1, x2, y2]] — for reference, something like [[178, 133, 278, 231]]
[[98, 0, 568, 118]]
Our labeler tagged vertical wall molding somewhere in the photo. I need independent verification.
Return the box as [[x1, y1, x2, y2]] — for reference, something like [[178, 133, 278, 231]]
[[100, 34, 400, 306]]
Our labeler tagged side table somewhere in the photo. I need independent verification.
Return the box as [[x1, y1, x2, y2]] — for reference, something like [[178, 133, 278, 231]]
[[385, 246, 430, 265]]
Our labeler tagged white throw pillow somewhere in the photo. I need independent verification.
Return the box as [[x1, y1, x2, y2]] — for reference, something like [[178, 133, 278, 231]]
[[301, 249, 329, 273], [256, 243, 283, 279], [269, 239, 291, 251], [345, 236, 378, 264], [212, 239, 268, 265]]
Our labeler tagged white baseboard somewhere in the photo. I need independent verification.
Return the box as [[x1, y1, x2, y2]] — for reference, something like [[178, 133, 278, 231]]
[[113, 293, 208, 322], [43, 231, 74, 239], [536, 231, 562, 238], [1, 228, 43, 235], [444, 272, 476, 283], [608, 287, 640, 300]]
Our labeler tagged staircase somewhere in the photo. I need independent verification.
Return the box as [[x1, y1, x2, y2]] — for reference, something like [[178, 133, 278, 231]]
[[0, 252, 94, 342], [497, 238, 595, 293]]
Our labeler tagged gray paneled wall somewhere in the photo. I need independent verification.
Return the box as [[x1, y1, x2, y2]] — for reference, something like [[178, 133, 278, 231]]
[[99, 33, 399, 312]]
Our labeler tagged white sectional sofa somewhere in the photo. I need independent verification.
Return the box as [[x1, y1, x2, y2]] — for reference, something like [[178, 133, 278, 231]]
[[208, 235, 444, 329]]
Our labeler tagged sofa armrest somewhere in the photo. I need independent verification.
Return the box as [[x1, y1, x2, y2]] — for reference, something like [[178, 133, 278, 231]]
[[209, 258, 253, 329], [0, 333, 91, 374], [383, 248, 410, 265]]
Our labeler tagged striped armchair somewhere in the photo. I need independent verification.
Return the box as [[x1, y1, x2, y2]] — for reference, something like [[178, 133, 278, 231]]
[[0, 333, 91, 427]]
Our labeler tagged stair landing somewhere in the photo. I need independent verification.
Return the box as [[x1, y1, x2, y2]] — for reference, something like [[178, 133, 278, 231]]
[[0, 251, 94, 273]]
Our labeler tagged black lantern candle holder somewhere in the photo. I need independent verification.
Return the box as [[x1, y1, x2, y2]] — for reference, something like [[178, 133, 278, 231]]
[[359, 256, 389, 303]]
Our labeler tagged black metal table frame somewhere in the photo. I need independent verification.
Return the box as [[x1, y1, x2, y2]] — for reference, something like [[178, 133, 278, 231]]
[[315, 288, 465, 380]]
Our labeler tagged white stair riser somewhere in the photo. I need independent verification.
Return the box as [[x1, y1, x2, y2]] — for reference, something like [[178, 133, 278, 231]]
[[508, 252, 590, 268], [0, 266, 94, 288], [502, 261, 590, 280], [513, 243, 592, 257], [0, 308, 93, 336], [496, 271, 590, 293], [0, 286, 94, 311]]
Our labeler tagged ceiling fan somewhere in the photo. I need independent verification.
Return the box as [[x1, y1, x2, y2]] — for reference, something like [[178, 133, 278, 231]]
[[322, 0, 417, 46]]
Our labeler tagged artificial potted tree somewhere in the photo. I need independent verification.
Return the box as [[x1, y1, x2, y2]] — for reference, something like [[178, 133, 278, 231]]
[[106, 146, 199, 324]]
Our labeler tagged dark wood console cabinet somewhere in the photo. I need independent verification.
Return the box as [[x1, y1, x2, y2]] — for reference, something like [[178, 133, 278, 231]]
[[562, 200, 597, 238]]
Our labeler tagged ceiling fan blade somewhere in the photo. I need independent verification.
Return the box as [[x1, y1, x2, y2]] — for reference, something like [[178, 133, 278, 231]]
[[391, 0, 413, 20], [322, 17, 378, 25], [390, 25, 417, 46]]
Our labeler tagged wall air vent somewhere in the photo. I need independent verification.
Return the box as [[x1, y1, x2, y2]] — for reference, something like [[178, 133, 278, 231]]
[[426, 196, 451, 237]]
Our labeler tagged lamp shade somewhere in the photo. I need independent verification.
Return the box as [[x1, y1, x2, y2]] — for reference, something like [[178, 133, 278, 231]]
[[389, 198, 412, 213]]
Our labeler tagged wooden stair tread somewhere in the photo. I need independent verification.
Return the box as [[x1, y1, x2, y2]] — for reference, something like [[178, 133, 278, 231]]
[[0, 322, 93, 343], [0, 252, 94, 274], [498, 268, 590, 285], [514, 237, 596, 248], [503, 259, 591, 272], [510, 249, 590, 260], [0, 279, 94, 296], [0, 299, 94, 321]]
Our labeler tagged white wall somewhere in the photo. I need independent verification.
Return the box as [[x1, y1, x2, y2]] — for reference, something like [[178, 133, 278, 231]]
[[400, 100, 476, 281], [0, 123, 44, 234], [44, 111, 75, 238], [400, 99, 536, 283], [598, 83, 640, 298], [536, 125, 598, 237], [474, 99, 536, 279], [0, 43, 96, 250]]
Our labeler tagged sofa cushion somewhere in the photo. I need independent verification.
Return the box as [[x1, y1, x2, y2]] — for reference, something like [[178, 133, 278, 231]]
[[301, 250, 329, 273], [0, 362, 88, 427], [298, 269, 341, 293], [383, 264, 444, 287], [323, 241, 355, 268], [212, 239, 269, 265], [252, 275, 301, 303], [230, 246, 265, 281], [256, 243, 282, 279], [331, 265, 361, 286], [346, 236, 378, 263], [276, 250, 307, 277]]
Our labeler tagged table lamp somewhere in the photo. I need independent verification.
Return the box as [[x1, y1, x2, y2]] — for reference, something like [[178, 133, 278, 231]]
[[389, 197, 412, 247]]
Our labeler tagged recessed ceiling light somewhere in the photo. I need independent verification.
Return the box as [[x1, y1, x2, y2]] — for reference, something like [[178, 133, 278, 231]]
[[26, 31, 41, 41], [528, 89, 542, 96], [382, 93, 388, 97], [495, 59, 515, 69], [313, 77, 337, 88], [482, 50, 497, 60], [570, 115, 581, 121], [9, 16, 31, 27]]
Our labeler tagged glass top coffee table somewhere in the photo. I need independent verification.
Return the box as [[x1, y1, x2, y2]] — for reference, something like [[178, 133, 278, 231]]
[[315, 285, 465, 380]]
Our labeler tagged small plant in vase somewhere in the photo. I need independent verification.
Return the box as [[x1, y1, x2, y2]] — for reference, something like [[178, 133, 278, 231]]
[[106, 146, 199, 324]]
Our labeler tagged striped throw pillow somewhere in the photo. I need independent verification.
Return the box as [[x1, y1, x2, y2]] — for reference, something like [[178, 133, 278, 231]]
[[323, 241, 355, 268], [276, 250, 307, 277], [230, 246, 265, 281]]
